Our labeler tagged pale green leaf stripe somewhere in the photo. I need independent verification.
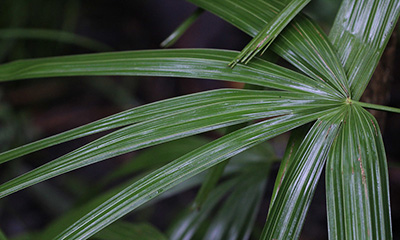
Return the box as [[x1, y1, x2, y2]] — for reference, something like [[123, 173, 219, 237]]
[[260, 106, 346, 239], [0, 49, 336, 98], [0, 97, 339, 198], [94, 222, 167, 240], [187, 0, 349, 98], [329, 0, 400, 100], [0, 89, 302, 165], [230, 0, 311, 66], [0, 28, 112, 52], [326, 105, 392, 239], [55, 107, 338, 240]]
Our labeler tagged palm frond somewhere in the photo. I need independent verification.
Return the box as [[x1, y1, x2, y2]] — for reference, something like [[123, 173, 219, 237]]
[[229, 0, 311, 67], [54, 107, 337, 239], [260, 106, 346, 239], [326, 105, 392, 239], [187, 0, 350, 97], [0, 89, 297, 164], [329, 0, 400, 100], [0, 49, 337, 97], [270, 124, 310, 206], [0, 93, 339, 198]]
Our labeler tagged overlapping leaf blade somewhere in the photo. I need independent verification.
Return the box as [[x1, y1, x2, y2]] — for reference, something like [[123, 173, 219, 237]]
[[54, 107, 340, 240], [260, 106, 346, 239], [0, 89, 307, 164], [326, 105, 392, 239], [203, 170, 267, 240], [0, 92, 339, 198], [187, 0, 349, 98], [168, 178, 237, 240], [329, 0, 400, 100], [170, 161, 268, 240], [229, 0, 311, 66]]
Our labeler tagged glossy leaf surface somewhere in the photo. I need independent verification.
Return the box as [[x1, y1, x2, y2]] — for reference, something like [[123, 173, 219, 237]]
[[55, 108, 338, 239], [0, 93, 339, 198], [0, 49, 335, 97], [187, 0, 350, 98], [0, 89, 307, 164], [329, 0, 400, 100], [270, 124, 310, 206], [326, 105, 392, 239], [260, 107, 345, 239], [229, 0, 311, 66]]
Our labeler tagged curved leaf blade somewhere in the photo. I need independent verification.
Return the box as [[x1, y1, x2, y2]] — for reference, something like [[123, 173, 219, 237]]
[[269, 123, 311, 206], [0, 95, 338, 198], [187, 0, 349, 98], [0, 89, 296, 165], [326, 105, 392, 239], [168, 179, 237, 240], [54, 107, 338, 240], [0, 49, 335, 97], [329, 0, 400, 100], [203, 169, 267, 240], [161, 8, 204, 48], [260, 106, 346, 239], [229, 0, 311, 67]]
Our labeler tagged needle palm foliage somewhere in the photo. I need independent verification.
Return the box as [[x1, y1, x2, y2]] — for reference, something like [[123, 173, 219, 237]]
[[0, 0, 399, 239]]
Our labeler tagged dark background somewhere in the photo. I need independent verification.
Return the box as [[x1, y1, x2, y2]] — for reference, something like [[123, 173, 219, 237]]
[[0, 0, 399, 239]]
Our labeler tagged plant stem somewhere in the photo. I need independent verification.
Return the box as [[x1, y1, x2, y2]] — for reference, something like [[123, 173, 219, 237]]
[[353, 100, 400, 114]]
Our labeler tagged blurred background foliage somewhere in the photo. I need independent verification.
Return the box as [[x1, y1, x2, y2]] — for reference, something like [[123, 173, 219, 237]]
[[0, 0, 399, 239]]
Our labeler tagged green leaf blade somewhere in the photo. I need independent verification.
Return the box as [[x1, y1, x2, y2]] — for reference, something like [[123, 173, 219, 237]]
[[161, 8, 204, 48], [0, 89, 289, 165], [329, 0, 400, 100], [0, 94, 338, 198], [0, 49, 336, 98], [187, 0, 350, 98], [54, 107, 338, 240], [260, 106, 346, 239], [229, 0, 311, 67], [326, 105, 392, 239], [269, 123, 311, 206]]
